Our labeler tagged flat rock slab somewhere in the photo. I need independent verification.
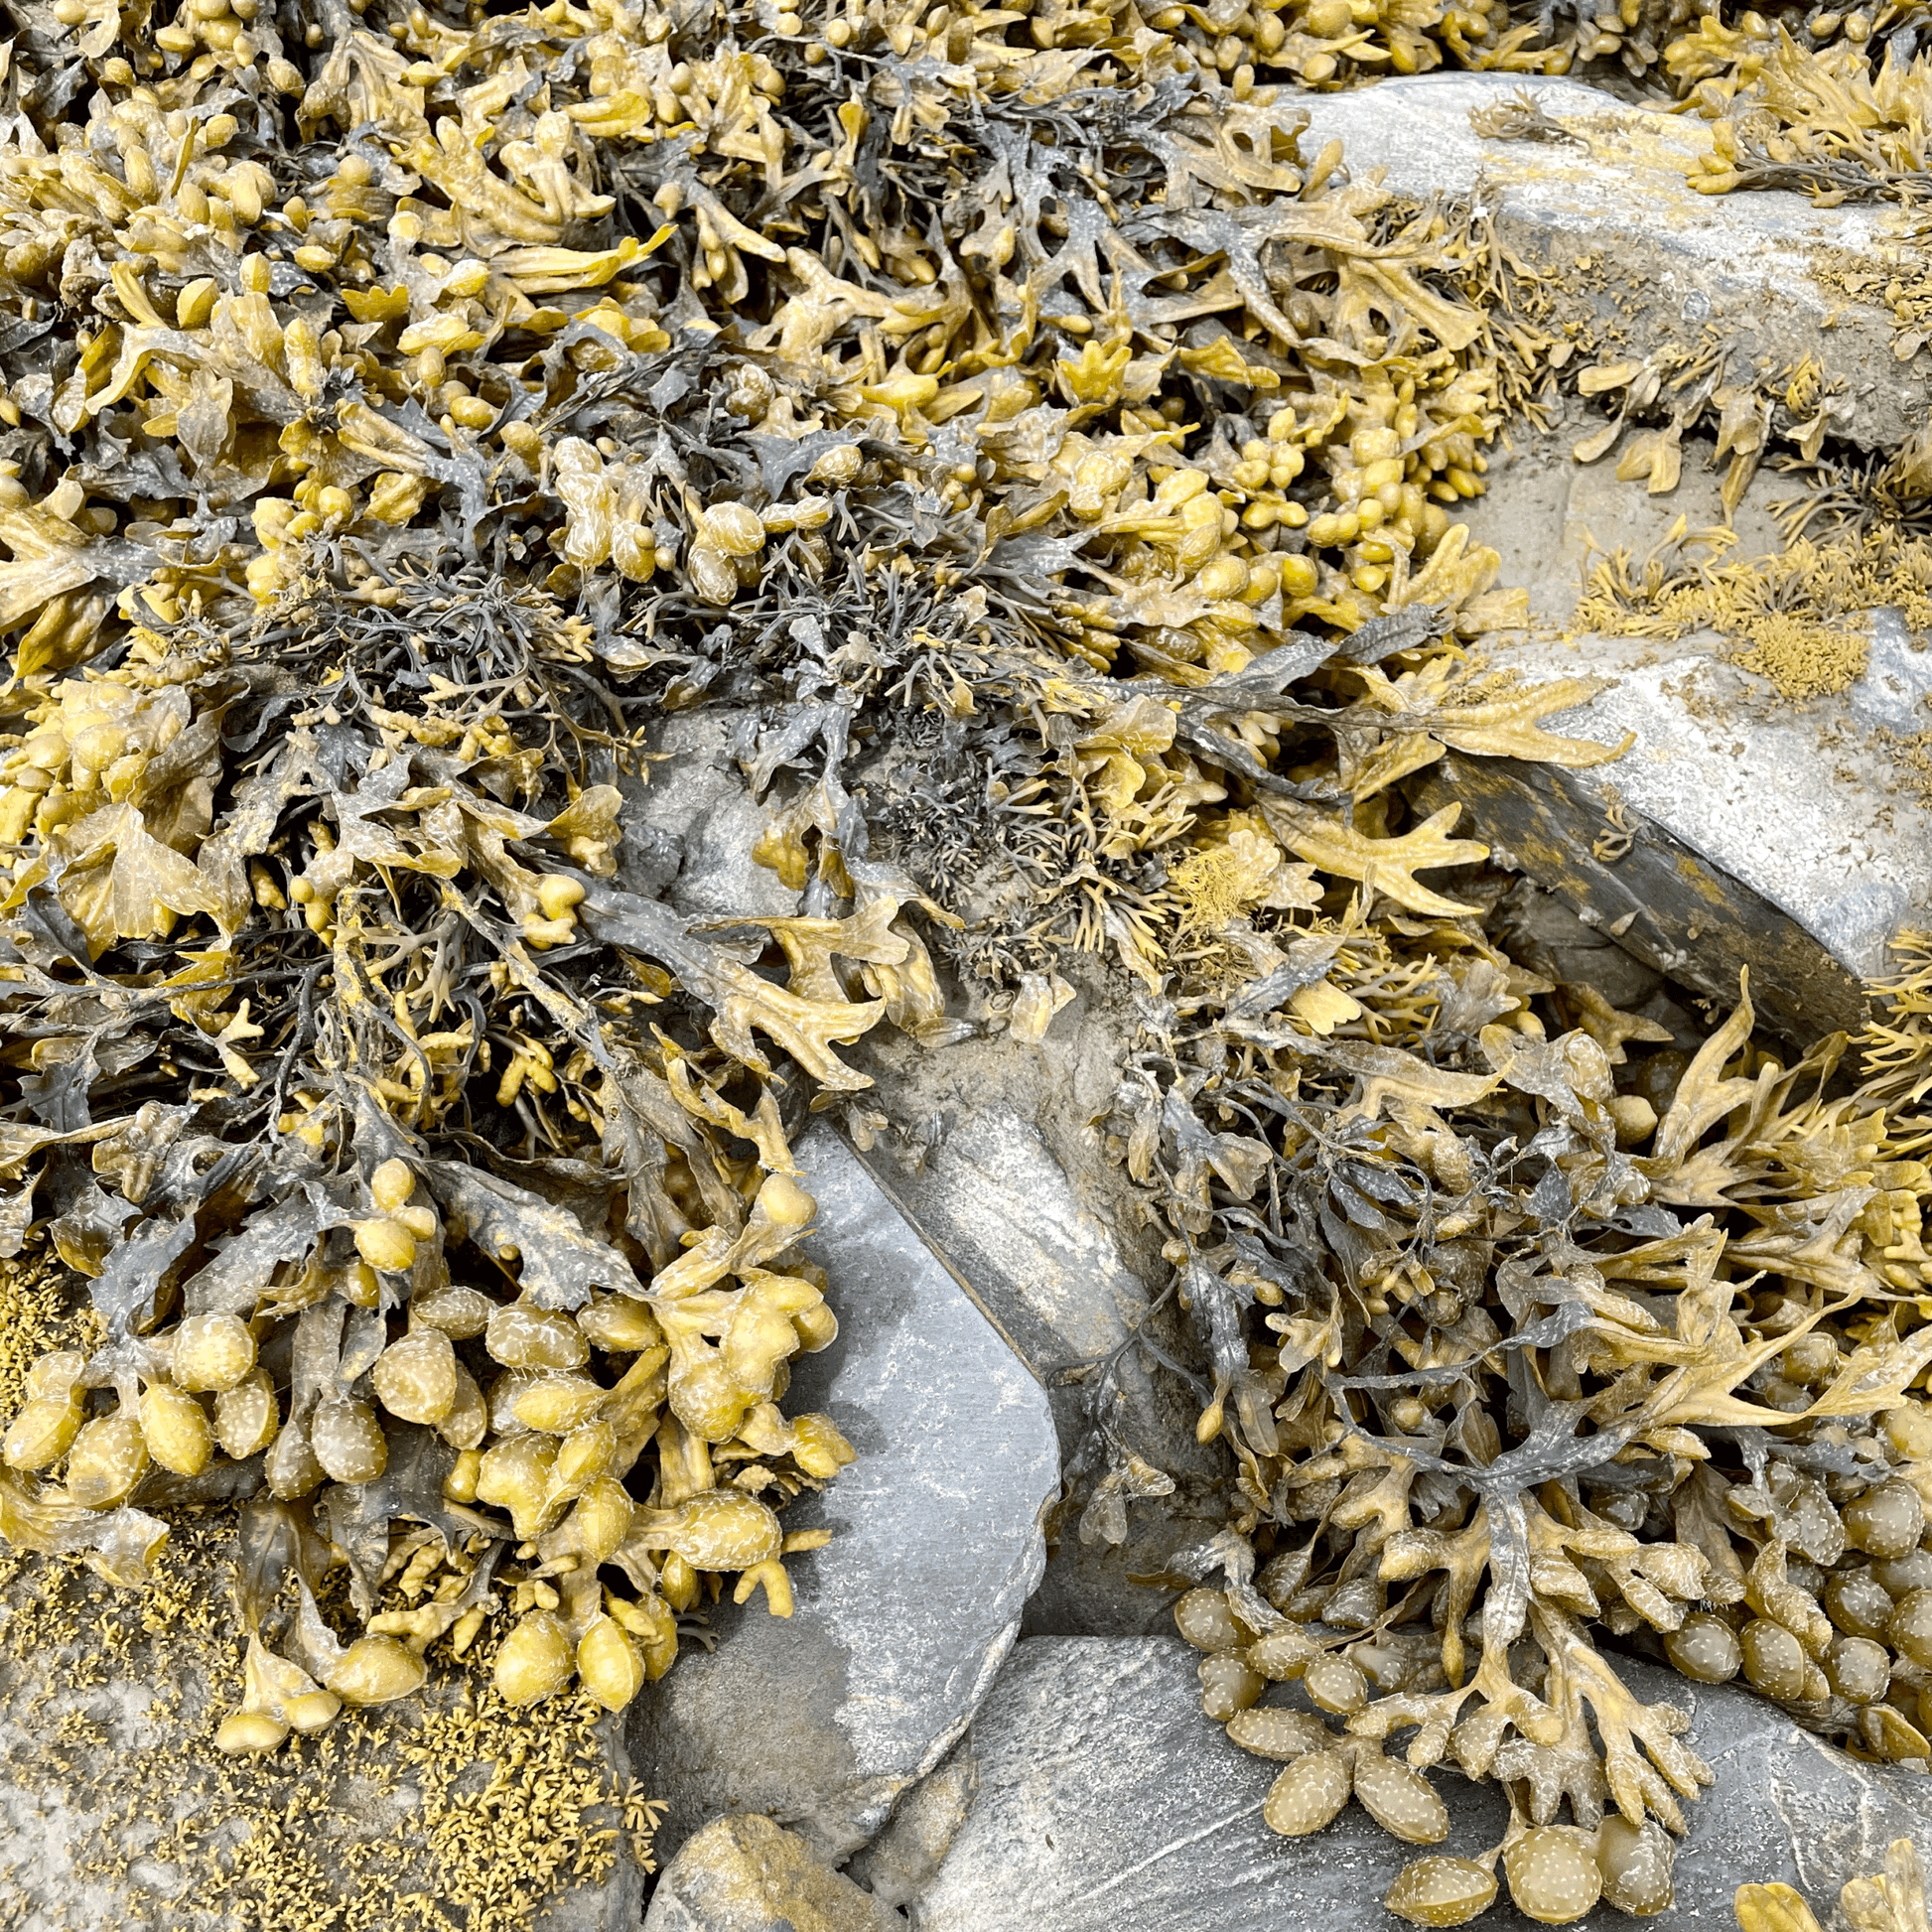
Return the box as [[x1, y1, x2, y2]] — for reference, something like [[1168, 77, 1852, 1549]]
[[1415, 627, 1932, 1037], [912, 1636, 1932, 1932], [627, 1121, 1060, 1865], [849, 1107, 1228, 1638], [1296, 73, 1925, 450]]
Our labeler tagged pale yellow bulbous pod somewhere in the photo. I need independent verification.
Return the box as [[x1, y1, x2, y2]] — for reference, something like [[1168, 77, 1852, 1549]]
[[139, 1382, 212, 1476], [514, 1374, 608, 1435], [1504, 1828, 1602, 1924], [552, 1418, 616, 1489], [438, 1362, 488, 1451], [215, 1368, 279, 1459], [371, 1328, 457, 1425], [637, 1488, 782, 1571], [1386, 1858, 1498, 1927], [577, 1296, 663, 1352], [570, 1476, 634, 1564], [354, 1216, 418, 1274], [327, 1636, 427, 1707], [66, 1409, 150, 1507], [264, 1411, 323, 1499], [788, 1413, 855, 1478], [369, 1158, 416, 1212], [286, 1690, 342, 1732], [493, 1609, 574, 1706], [171, 1313, 257, 1393], [476, 1432, 560, 1538], [697, 500, 764, 557], [311, 1394, 387, 1484], [412, 1284, 495, 1338], [215, 1713, 289, 1754], [486, 1304, 590, 1372], [577, 1615, 646, 1712], [4, 1393, 84, 1470]]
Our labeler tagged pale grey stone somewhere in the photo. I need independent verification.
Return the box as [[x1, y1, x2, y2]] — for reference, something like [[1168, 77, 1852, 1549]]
[[845, 1109, 1227, 1638], [1528, 629, 1932, 982], [847, 1743, 980, 1910], [1412, 625, 1932, 1038], [1852, 607, 1932, 733], [1295, 72, 1925, 449], [642, 1815, 902, 1932], [627, 1121, 1061, 1865], [912, 1635, 1932, 1932], [855, 1106, 1155, 1416], [621, 712, 799, 919]]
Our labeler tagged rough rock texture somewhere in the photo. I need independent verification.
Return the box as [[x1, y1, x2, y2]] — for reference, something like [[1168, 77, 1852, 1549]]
[[627, 1122, 1061, 1865], [1414, 626, 1932, 1037], [1298, 72, 1925, 449], [846, 1743, 981, 1910], [642, 1815, 903, 1932], [912, 1636, 1932, 1932], [0, 1612, 642, 1932]]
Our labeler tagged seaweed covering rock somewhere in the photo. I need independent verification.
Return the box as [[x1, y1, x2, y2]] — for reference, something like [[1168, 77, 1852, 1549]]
[[1, 0, 1932, 1918]]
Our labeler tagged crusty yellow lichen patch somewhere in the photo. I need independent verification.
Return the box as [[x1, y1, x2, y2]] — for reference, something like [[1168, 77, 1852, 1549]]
[[1570, 520, 1932, 700], [0, 1500, 655, 1932]]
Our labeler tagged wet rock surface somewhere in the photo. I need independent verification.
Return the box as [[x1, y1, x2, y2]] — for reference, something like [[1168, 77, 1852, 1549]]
[[627, 1121, 1061, 1865], [841, 1108, 1215, 1637], [642, 1815, 903, 1932], [0, 1565, 643, 1932], [1412, 625, 1932, 1037], [1296, 72, 1924, 449], [908, 1636, 1932, 1932]]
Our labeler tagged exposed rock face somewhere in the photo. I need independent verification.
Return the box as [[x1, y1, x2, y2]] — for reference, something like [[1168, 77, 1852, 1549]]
[[1413, 627, 1932, 1038], [627, 1122, 1061, 1865], [1296, 72, 1925, 450], [620, 711, 800, 920], [910, 1636, 1932, 1932], [642, 1815, 903, 1932]]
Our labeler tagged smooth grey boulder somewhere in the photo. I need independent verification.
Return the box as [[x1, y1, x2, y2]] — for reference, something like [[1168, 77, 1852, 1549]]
[[912, 1635, 1932, 1932], [642, 1815, 903, 1932], [627, 1121, 1061, 1865], [1296, 72, 1926, 450]]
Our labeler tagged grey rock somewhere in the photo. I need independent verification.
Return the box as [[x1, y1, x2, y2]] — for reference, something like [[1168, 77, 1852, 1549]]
[[1493, 879, 1661, 1015], [642, 1815, 902, 1932], [621, 712, 800, 919], [627, 1121, 1060, 1865], [0, 1608, 641, 1932], [1852, 606, 1932, 733], [1413, 627, 1932, 1038], [847, 1743, 981, 1910], [844, 1105, 1225, 1637], [852, 1106, 1155, 1428], [912, 1635, 1932, 1932], [1295, 73, 1926, 449]]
